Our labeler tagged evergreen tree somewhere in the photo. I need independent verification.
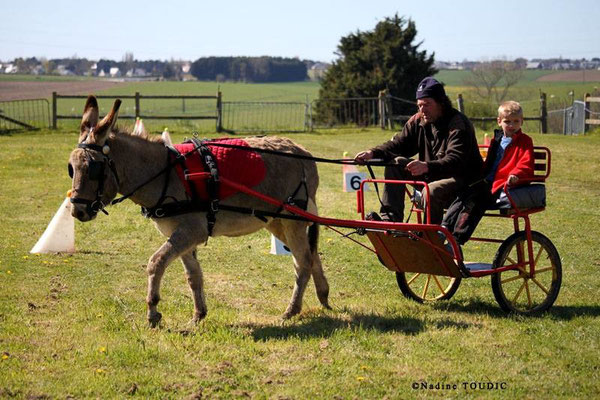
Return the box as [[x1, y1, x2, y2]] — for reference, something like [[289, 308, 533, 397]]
[[317, 15, 436, 122]]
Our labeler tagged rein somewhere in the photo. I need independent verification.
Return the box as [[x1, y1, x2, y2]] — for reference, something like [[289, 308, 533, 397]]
[[70, 135, 395, 221]]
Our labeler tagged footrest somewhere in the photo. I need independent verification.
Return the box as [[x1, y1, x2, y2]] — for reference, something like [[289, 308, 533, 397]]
[[464, 262, 493, 272]]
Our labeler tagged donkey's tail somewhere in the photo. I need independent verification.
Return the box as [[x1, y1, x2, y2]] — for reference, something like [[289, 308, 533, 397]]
[[308, 223, 319, 254]]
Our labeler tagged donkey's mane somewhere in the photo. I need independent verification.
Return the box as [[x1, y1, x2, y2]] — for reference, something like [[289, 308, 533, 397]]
[[110, 126, 166, 145]]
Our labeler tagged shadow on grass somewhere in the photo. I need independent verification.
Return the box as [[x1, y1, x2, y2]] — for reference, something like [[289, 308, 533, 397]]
[[430, 299, 600, 320], [245, 311, 426, 341]]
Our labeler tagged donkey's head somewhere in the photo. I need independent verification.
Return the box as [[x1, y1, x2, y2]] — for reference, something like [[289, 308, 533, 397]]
[[68, 95, 122, 221]]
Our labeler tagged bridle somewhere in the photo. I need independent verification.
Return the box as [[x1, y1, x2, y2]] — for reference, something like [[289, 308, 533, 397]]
[[68, 134, 120, 217]]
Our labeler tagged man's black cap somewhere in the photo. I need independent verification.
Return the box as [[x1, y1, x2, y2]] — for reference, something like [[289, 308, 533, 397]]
[[415, 77, 446, 100]]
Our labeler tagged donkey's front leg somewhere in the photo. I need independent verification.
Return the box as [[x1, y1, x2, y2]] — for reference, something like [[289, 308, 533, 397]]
[[146, 227, 204, 327], [180, 249, 207, 323]]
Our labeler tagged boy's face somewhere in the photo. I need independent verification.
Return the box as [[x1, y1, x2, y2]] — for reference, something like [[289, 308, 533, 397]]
[[497, 113, 523, 136]]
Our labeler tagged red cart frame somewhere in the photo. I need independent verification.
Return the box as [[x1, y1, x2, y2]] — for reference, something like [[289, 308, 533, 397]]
[[187, 146, 561, 315]]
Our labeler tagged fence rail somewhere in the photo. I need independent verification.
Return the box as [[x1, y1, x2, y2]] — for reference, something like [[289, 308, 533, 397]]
[[52, 92, 222, 131], [0, 99, 51, 131]]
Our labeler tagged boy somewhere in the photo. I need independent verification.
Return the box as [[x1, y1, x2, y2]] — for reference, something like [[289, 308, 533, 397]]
[[441, 101, 535, 245]]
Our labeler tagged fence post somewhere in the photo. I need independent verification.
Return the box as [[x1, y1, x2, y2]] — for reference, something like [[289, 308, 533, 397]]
[[540, 92, 547, 134], [457, 94, 464, 114], [303, 95, 310, 132], [135, 92, 140, 119], [584, 93, 591, 133], [52, 91, 57, 129], [216, 90, 223, 133], [378, 90, 386, 129]]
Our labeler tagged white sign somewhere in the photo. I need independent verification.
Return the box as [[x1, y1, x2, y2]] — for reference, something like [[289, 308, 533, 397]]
[[344, 172, 369, 192]]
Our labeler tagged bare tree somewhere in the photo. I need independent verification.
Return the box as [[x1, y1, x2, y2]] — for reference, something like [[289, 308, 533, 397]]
[[464, 60, 524, 103]]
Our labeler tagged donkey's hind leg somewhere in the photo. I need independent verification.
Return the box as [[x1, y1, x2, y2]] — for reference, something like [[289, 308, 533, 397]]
[[180, 249, 207, 323], [308, 223, 330, 310], [306, 200, 330, 310], [278, 221, 316, 319]]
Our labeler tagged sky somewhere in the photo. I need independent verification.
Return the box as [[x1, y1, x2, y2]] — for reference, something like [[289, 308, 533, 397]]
[[2, 0, 599, 63]]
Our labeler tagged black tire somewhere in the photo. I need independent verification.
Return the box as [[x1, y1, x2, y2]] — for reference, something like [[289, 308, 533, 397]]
[[491, 231, 562, 314], [396, 272, 461, 303]]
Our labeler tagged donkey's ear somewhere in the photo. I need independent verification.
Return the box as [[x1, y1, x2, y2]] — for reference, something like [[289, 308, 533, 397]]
[[80, 95, 99, 138], [92, 99, 121, 144]]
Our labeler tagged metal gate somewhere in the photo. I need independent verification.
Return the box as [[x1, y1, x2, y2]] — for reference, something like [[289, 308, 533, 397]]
[[0, 99, 51, 131]]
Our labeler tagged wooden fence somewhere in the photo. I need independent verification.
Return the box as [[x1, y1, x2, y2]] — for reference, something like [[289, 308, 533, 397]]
[[52, 91, 223, 132], [456, 93, 548, 133], [584, 93, 600, 132]]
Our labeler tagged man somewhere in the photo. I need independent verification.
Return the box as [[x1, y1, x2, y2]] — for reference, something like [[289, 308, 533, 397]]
[[354, 77, 482, 224]]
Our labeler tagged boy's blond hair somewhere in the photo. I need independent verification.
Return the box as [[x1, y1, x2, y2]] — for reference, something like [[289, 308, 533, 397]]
[[498, 101, 523, 117]]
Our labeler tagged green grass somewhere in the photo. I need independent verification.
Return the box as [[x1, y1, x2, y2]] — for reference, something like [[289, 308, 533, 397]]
[[1, 127, 599, 399]]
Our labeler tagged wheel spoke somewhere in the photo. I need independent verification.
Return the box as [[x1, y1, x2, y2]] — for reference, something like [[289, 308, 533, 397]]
[[525, 280, 533, 308], [407, 273, 421, 285], [501, 273, 526, 285], [512, 280, 526, 304], [433, 275, 447, 295], [506, 256, 517, 266], [534, 266, 554, 274], [422, 275, 431, 299], [530, 277, 550, 295], [533, 246, 545, 268]]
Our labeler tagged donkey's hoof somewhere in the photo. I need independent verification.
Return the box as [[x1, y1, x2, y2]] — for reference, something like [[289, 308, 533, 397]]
[[282, 307, 301, 320], [191, 311, 207, 324], [148, 311, 162, 328]]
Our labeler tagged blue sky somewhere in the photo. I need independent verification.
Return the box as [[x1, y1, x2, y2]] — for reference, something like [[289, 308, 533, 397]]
[[2, 0, 599, 62]]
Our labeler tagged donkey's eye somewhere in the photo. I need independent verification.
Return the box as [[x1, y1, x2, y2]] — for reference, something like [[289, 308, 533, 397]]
[[68, 163, 74, 178]]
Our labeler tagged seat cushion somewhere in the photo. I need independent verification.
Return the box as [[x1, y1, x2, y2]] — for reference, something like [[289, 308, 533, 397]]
[[496, 184, 546, 210]]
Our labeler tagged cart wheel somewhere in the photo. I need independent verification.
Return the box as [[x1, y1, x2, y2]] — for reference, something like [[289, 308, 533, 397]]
[[395, 272, 461, 303], [491, 231, 562, 314]]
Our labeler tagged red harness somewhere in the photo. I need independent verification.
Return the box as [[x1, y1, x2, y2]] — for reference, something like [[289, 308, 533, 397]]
[[172, 138, 266, 201]]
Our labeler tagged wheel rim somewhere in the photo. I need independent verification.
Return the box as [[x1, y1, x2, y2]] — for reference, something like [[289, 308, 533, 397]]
[[404, 273, 459, 301], [495, 235, 560, 313]]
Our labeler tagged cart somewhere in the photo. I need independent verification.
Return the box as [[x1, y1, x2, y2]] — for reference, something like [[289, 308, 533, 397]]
[[189, 145, 561, 315]]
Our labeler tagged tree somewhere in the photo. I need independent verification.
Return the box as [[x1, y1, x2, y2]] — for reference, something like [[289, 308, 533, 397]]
[[464, 60, 524, 103], [317, 14, 437, 121]]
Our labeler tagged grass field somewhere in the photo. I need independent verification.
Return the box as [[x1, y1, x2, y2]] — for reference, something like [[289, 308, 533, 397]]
[[1, 125, 599, 398]]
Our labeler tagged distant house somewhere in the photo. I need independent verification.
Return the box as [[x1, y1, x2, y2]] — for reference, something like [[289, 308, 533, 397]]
[[181, 63, 191, 74], [4, 64, 18, 74], [31, 65, 45, 75], [526, 61, 542, 69], [307, 62, 330, 81], [109, 67, 121, 77], [126, 68, 148, 77], [56, 65, 75, 76]]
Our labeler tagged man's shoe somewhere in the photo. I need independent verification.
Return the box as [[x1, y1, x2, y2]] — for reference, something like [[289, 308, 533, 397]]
[[366, 211, 383, 221]]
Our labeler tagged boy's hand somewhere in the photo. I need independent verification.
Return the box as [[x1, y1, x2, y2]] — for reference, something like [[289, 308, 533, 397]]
[[507, 175, 519, 186]]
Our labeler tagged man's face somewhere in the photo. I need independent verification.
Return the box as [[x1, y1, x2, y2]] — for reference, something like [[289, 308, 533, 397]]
[[497, 113, 523, 137], [417, 98, 443, 124]]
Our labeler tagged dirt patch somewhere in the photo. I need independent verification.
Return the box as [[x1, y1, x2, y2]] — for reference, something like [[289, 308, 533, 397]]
[[536, 70, 600, 82], [0, 80, 128, 101]]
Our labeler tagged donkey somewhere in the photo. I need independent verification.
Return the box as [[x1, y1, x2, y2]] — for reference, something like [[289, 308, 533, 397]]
[[68, 96, 330, 326]]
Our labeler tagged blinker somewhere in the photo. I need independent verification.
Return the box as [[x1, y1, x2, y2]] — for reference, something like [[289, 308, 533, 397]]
[[88, 161, 104, 180]]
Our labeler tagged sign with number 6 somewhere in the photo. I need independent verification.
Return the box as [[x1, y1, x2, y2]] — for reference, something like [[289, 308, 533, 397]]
[[344, 172, 369, 192]]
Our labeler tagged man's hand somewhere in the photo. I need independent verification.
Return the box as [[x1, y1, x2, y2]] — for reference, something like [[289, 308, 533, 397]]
[[406, 160, 429, 176], [507, 174, 519, 186], [354, 150, 374, 165]]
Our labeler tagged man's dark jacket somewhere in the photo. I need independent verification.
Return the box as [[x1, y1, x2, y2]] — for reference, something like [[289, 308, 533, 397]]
[[370, 108, 483, 183]]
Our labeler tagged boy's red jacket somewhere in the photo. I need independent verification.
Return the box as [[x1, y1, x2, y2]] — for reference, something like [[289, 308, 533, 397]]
[[483, 129, 535, 193]]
